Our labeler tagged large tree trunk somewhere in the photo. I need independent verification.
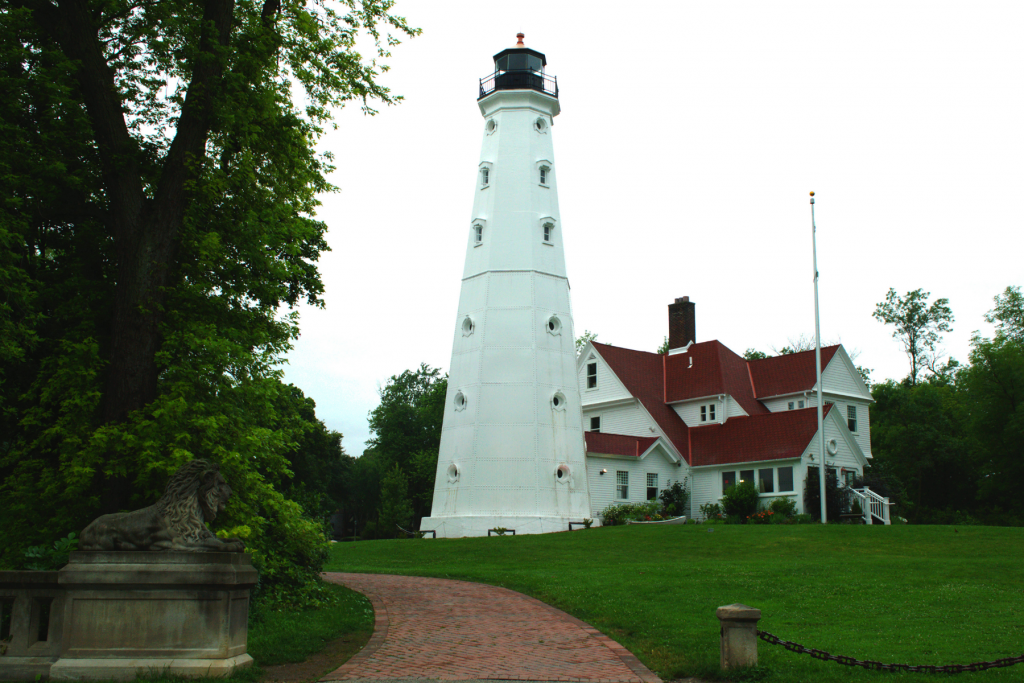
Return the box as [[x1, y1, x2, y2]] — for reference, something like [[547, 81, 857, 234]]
[[27, 0, 235, 427]]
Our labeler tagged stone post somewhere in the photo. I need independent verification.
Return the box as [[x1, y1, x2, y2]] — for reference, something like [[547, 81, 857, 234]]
[[717, 603, 761, 670]]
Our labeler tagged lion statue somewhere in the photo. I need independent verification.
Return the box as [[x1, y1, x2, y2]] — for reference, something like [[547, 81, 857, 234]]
[[80, 459, 245, 552]]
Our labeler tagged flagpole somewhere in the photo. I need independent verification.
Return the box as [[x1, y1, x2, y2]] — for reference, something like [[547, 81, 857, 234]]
[[811, 191, 827, 523]]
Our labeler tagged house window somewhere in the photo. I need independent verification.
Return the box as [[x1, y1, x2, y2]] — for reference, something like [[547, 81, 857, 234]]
[[740, 469, 754, 485], [722, 471, 736, 492], [590, 416, 600, 432], [647, 473, 658, 501], [543, 222, 554, 244], [798, 399, 805, 409], [758, 468, 774, 493], [586, 362, 597, 389], [848, 405, 858, 433], [710, 404, 716, 420], [473, 224, 483, 245], [778, 466, 794, 492], [844, 469, 857, 487], [616, 471, 629, 499], [539, 166, 549, 185], [788, 401, 795, 410], [700, 405, 706, 422]]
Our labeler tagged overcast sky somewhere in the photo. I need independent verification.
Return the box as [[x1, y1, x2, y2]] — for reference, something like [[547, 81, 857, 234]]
[[282, 1, 1024, 455]]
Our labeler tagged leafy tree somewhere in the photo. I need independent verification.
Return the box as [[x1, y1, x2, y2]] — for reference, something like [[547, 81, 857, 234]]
[[576, 330, 598, 355], [964, 310, 1024, 519], [743, 348, 768, 361], [363, 364, 446, 525], [656, 336, 670, 354], [0, 0, 417, 604], [868, 378, 978, 522], [873, 288, 954, 385], [377, 463, 413, 538], [985, 285, 1024, 345]]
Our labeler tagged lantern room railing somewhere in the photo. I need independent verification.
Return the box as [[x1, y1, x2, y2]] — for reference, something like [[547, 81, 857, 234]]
[[479, 69, 558, 99]]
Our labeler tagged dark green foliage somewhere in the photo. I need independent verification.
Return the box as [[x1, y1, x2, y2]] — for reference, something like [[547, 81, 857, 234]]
[[0, 0, 418, 607], [658, 477, 689, 516], [743, 348, 768, 360], [22, 533, 78, 570], [721, 479, 760, 522], [599, 501, 660, 525], [377, 463, 414, 538], [767, 496, 797, 518], [357, 364, 446, 530], [802, 466, 842, 522]]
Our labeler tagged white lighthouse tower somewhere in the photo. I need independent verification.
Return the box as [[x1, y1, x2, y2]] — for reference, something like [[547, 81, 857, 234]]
[[421, 36, 590, 538]]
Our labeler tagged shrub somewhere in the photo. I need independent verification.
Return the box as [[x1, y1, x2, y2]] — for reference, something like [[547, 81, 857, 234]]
[[768, 497, 798, 519], [600, 501, 660, 526], [791, 513, 814, 524], [699, 502, 724, 521], [659, 478, 690, 516], [722, 480, 760, 522], [23, 533, 78, 570]]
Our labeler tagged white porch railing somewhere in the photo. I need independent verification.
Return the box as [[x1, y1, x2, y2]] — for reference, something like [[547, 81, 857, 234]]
[[844, 486, 892, 525]]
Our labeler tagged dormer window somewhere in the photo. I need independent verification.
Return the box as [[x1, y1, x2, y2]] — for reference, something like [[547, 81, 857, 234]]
[[700, 404, 717, 422]]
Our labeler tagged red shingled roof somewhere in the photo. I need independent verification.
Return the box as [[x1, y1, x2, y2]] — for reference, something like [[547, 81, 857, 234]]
[[664, 341, 769, 416], [747, 346, 841, 398], [590, 342, 691, 463], [584, 432, 659, 458], [690, 405, 833, 466]]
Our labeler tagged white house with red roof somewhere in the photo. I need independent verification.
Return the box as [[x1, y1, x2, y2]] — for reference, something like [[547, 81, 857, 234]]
[[578, 297, 873, 521]]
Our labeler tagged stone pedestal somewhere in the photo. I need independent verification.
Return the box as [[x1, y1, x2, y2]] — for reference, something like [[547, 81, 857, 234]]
[[0, 571, 64, 681], [717, 603, 761, 670], [49, 551, 257, 680]]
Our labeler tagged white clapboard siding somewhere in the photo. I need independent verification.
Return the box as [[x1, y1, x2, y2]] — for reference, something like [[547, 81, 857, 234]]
[[578, 349, 631, 404], [585, 402, 656, 437], [821, 351, 871, 399], [585, 448, 689, 519], [672, 398, 724, 426]]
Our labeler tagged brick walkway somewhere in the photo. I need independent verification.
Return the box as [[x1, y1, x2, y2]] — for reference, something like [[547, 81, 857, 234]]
[[321, 573, 661, 683]]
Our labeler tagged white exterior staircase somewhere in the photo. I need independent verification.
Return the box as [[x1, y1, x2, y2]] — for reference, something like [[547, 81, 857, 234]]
[[843, 486, 892, 525]]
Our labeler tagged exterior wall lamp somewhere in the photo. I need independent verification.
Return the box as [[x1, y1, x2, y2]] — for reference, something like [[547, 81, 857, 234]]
[[600, 469, 607, 475]]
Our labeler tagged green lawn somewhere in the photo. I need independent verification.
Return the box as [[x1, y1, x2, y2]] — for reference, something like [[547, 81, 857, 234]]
[[248, 582, 373, 667], [325, 524, 1024, 682]]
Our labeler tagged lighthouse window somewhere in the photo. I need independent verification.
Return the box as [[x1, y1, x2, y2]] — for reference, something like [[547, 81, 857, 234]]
[[542, 222, 554, 244], [551, 391, 567, 411], [546, 315, 561, 335], [473, 224, 483, 245], [480, 168, 489, 187], [539, 166, 549, 185]]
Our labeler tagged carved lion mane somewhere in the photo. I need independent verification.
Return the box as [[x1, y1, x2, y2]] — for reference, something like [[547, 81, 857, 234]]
[[80, 459, 245, 552]]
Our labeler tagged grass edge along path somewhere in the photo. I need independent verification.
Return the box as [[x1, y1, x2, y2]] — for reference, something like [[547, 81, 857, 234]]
[[325, 524, 1024, 683]]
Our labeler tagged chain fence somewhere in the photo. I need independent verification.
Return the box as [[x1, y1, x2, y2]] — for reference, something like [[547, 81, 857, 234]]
[[757, 629, 1024, 674]]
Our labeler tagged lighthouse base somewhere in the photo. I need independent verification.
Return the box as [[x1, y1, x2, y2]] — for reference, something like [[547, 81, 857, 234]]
[[420, 515, 590, 538]]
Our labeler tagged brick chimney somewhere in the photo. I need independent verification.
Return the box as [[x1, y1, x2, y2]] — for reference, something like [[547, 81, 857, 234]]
[[668, 296, 696, 350]]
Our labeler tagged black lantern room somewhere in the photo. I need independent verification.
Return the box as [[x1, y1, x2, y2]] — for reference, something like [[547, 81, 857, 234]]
[[479, 34, 558, 100]]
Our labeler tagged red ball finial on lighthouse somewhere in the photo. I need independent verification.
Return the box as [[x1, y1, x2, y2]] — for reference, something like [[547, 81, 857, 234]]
[[516, 33, 525, 47]]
